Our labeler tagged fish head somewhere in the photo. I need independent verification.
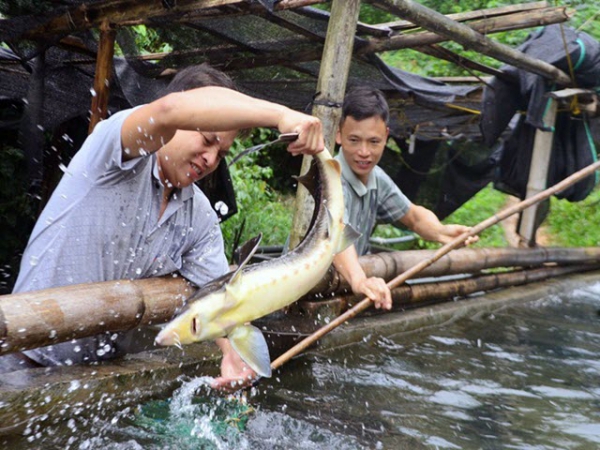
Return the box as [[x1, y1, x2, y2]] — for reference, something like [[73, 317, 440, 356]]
[[155, 292, 226, 346]]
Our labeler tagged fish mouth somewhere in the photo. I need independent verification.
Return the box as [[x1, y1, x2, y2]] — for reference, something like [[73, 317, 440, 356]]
[[155, 329, 177, 346]]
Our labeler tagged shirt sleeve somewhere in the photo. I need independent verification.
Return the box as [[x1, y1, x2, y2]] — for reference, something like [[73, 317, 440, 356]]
[[68, 106, 148, 185], [375, 167, 412, 224]]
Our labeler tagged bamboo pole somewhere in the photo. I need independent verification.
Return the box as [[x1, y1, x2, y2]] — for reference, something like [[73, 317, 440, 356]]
[[288, 0, 360, 250], [88, 20, 116, 133], [370, 0, 572, 85], [1, 246, 598, 355], [271, 158, 600, 370], [352, 264, 598, 311], [0, 278, 192, 355], [307, 246, 600, 297]]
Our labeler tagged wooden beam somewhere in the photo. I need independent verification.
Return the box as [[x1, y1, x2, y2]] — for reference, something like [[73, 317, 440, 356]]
[[16, 0, 327, 41], [88, 20, 116, 134], [288, 0, 361, 250], [517, 97, 558, 246], [362, 7, 571, 53], [370, 0, 572, 85], [100, 7, 569, 73], [366, 1, 549, 33]]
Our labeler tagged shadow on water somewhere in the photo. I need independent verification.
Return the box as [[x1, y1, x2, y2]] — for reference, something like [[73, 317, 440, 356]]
[[2, 281, 600, 449]]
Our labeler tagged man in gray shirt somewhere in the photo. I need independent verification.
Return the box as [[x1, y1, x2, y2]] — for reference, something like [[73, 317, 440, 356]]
[[11, 64, 326, 391], [335, 87, 477, 257]]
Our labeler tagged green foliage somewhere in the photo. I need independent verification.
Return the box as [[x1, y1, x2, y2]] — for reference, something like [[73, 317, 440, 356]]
[[130, 25, 173, 54], [443, 183, 509, 248], [546, 187, 600, 246], [220, 133, 295, 262]]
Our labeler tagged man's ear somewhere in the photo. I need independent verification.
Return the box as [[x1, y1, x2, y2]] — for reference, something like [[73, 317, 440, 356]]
[[335, 128, 343, 145], [386, 127, 390, 139]]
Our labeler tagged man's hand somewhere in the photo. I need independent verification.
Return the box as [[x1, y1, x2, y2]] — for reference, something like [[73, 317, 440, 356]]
[[437, 224, 479, 246], [351, 276, 392, 311], [278, 109, 324, 156], [211, 338, 258, 393]]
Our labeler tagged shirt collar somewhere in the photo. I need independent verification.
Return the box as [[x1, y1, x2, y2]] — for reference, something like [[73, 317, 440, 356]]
[[151, 154, 194, 202], [335, 149, 377, 197]]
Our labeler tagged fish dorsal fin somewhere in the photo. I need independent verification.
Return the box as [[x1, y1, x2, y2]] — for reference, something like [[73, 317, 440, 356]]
[[292, 158, 319, 199], [230, 233, 262, 283], [228, 324, 272, 378], [336, 223, 361, 254]]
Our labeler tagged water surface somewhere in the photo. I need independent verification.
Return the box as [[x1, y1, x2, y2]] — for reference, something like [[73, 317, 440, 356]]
[[6, 282, 600, 449]]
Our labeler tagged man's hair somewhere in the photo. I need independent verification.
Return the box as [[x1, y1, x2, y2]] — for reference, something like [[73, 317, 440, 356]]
[[163, 63, 237, 94], [162, 63, 250, 139], [341, 86, 389, 126]]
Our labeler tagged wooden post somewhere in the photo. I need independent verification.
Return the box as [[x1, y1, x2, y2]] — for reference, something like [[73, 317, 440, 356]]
[[88, 19, 116, 134], [288, 0, 361, 249], [19, 46, 46, 195], [372, 0, 572, 86], [517, 97, 558, 246]]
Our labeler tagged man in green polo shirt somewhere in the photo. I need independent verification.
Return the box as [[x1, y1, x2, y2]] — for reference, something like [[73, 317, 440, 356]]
[[334, 86, 477, 257]]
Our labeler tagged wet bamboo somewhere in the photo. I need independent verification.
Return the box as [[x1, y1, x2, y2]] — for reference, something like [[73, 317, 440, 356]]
[[288, 0, 360, 250], [369, 0, 572, 85], [308, 246, 600, 297], [271, 158, 600, 370], [347, 264, 599, 311], [0, 277, 192, 355], [88, 20, 116, 134]]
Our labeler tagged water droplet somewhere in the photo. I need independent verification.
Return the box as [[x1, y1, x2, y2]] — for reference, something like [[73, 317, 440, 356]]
[[90, 88, 97, 97]]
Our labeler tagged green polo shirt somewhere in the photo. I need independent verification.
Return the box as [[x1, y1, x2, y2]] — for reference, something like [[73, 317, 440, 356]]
[[335, 151, 412, 255]]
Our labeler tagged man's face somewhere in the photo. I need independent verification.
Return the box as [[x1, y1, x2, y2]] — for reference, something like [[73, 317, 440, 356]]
[[158, 129, 237, 189], [336, 115, 389, 185]]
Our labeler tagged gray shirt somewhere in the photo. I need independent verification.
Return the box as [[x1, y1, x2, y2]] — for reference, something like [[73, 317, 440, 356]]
[[336, 151, 411, 255], [14, 107, 229, 293]]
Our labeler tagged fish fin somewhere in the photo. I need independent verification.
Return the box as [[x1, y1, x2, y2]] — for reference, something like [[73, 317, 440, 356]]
[[229, 233, 262, 286], [293, 158, 319, 198], [335, 222, 362, 254], [228, 324, 272, 378]]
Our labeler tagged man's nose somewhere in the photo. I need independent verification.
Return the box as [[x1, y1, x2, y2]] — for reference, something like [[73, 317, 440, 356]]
[[357, 142, 370, 155], [203, 151, 218, 170]]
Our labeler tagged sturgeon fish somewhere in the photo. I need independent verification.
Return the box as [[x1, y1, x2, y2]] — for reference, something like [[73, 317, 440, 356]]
[[155, 148, 358, 377]]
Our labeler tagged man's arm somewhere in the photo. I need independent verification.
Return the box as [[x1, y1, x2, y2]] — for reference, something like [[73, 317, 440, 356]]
[[333, 245, 392, 310], [120, 86, 323, 160], [399, 204, 478, 245]]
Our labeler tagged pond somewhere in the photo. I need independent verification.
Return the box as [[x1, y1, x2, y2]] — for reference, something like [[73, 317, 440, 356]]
[[3, 279, 600, 449]]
